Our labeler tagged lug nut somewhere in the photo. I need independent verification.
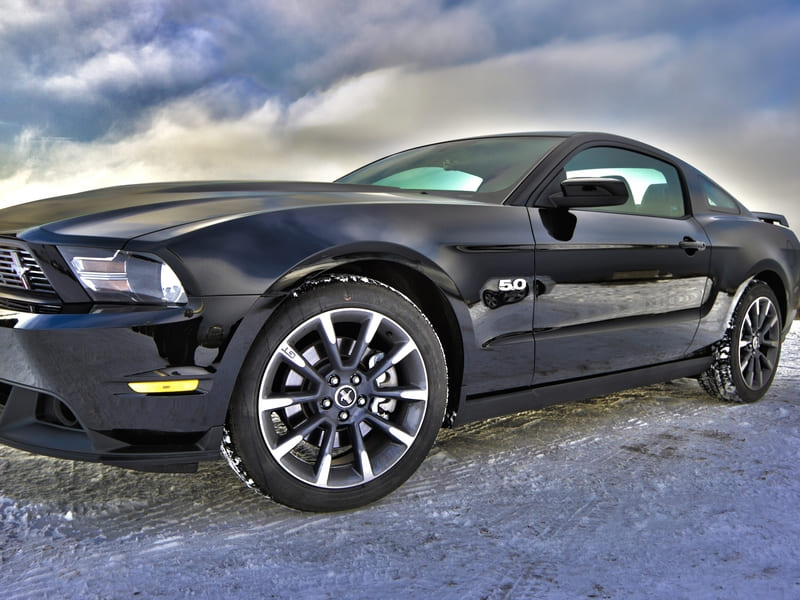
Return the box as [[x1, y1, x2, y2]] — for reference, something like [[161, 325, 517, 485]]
[[321, 398, 332, 409], [351, 374, 361, 385], [329, 375, 340, 386], [357, 396, 367, 407], [338, 411, 349, 421]]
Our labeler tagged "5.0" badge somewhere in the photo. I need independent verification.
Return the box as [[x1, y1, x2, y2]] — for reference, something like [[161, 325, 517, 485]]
[[498, 278, 527, 292]]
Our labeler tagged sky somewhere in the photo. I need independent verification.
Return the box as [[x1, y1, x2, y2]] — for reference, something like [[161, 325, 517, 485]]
[[1, 0, 799, 229]]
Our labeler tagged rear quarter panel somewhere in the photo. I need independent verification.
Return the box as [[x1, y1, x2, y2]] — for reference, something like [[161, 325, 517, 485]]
[[691, 213, 800, 349]]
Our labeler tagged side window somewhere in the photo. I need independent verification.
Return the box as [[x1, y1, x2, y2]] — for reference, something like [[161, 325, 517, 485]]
[[563, 147, 685, 218], [702, 178, 740, 214]]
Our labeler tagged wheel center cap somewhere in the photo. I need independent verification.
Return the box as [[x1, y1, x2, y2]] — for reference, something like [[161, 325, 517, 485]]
[[752, 337, 761, 351], [335, 385, 358, 408]]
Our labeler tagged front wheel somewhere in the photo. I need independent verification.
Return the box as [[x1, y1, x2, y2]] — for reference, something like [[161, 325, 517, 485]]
[[223, 275, 447, 511], [699, 281, 783, 403]]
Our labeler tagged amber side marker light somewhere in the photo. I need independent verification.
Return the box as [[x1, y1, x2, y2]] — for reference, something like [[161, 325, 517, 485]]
[[128, 380, 200, 394]]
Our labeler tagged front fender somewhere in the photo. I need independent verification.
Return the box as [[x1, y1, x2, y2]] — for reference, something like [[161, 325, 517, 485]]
[[145, 201, 538, 401]]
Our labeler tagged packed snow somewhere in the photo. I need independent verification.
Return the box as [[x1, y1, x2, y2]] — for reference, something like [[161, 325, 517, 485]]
[[1, 323, 798, 599]]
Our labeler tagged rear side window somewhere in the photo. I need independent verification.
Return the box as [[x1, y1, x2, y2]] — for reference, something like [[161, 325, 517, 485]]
[[564, 147, 685, 218], [702, 178, 740, 214]]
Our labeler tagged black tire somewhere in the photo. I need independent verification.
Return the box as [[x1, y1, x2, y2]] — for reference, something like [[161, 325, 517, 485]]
[[698, 281, 782, 403], [223, 275, 447, 511]]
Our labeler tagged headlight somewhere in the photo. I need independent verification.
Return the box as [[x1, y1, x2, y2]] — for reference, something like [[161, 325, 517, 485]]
[[59, 247, 188, 304]]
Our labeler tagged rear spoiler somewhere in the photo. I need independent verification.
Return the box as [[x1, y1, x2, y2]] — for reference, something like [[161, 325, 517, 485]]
[[753, 211, 790, 227]]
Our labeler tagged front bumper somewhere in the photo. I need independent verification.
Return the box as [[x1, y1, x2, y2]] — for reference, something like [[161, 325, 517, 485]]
[[0, 296, 261, 471]]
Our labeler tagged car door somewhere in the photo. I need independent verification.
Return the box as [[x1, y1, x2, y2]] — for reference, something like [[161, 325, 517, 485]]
[[528, 145, 712, 384]]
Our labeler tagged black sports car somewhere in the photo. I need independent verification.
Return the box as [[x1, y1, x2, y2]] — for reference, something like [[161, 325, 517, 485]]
[[1, 132, 798, 511]]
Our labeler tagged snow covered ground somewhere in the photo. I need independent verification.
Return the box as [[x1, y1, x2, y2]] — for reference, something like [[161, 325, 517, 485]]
[[2, 323, 799, 599]]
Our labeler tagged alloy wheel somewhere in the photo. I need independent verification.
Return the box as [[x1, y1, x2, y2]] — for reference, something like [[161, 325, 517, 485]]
[[258, 307, 430, 489]]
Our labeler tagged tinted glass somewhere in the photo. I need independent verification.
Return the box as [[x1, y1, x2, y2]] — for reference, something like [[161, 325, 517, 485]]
[[338, 137, 562, 195], [703, 178, 740, 213], [564, 147, 685, 218]]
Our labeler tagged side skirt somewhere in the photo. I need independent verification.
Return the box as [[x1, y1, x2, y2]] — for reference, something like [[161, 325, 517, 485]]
[[453, 356, 713, 425]]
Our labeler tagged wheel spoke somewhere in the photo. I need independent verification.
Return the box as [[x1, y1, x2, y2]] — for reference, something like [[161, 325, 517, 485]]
[[314, 425, 336, 487], [742, 353, 757, 387], [760, 313, 779, 336], [365, 414, 415, 448], [350, 423, 375, 482], [317, 313, 344, 372], [370, 386, 428, 403], [368, 340, 416, 382], [273, 434, 304, 459], [345, 312, 382, 369], [274, 413, 327, 458], [278, 343, 324, 386], [739, 346, 754, 365], [753, 356, 764, 388], [743, 312, 754, 337], [259, 392, 318, 412], [750, 304, 761, 331], [759, 354, 775, 377]]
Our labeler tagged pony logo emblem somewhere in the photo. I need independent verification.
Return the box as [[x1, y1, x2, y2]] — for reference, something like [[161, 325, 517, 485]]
[[335, 385, 357, 408], [10, 251, 31, 290]]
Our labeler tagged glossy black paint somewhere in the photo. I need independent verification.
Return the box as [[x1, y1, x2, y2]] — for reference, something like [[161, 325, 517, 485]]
[[1, 132, 798, 470], [529, 208, 712, 382]]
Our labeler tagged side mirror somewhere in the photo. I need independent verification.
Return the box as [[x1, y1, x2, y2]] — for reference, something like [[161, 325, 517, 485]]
[[547, 178, 629, 209]]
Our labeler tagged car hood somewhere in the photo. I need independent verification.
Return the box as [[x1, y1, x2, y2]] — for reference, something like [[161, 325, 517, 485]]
[[0, 181, 468, 242]]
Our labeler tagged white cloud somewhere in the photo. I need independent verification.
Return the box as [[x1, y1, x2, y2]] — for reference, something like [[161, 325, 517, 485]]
[[0, 1, 52, 31], [40, 28, 218, 100]]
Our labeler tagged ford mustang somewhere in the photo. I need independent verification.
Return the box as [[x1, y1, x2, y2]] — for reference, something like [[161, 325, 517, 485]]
[[1, 132, 798, 511]]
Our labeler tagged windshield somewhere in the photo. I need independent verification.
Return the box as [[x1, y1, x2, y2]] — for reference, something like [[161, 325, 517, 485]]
[[337, 136, 562, 197]]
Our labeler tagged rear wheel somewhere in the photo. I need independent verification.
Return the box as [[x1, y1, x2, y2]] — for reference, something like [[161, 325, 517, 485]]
[[699, 281, 782, 403], [223, 275, 447, 511]]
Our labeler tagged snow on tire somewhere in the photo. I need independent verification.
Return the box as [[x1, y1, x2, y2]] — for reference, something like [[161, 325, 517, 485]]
[[698, 281, 783, 403], [223, 275, 447, 511]]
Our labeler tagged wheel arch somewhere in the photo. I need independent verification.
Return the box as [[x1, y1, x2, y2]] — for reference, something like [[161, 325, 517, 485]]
[[752, 269, 789, 330]]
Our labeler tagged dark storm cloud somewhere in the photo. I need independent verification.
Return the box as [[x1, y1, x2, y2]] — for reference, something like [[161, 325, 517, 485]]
[[0, 0, 495, 144], [3, 0, 798, 144], [0, 0, 227, 142]]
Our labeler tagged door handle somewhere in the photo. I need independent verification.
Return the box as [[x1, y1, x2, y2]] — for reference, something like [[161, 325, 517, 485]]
[[679, 238, 707, 251]]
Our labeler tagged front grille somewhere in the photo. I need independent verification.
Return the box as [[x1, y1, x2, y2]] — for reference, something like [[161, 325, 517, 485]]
[[0, 243, 56, 294], [0, 297, 62, 314]]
